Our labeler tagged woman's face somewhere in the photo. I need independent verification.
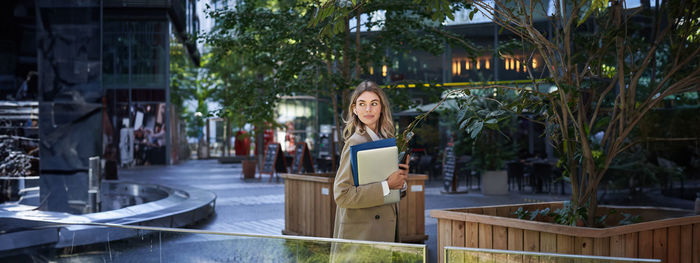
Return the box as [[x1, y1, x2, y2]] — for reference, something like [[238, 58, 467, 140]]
[[354, 91, 382, 128]]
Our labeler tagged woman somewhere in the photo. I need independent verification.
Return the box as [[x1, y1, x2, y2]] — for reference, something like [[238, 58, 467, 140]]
[[333, 80, 409, 242]]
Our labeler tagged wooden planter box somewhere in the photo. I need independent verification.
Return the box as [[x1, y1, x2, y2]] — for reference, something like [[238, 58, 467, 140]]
[[281, 173, 428, 243], [281, 173, 336, 238], [241, 160, 257, 179], [431, 202, 700, 263]]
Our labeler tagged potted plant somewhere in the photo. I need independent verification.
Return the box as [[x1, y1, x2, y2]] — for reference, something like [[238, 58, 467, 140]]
[[460, 93, 517, 195]]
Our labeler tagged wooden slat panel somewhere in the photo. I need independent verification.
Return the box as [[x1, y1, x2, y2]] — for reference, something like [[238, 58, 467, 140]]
[[680, 225, 692, 263], [496, 207, 512, 218], [593, 237, 610, 256], [322, 182, 332, 237], [479, 223, 493, 249], [452, 220, 466, 247], [523, 230, 540, 263], [493, 226, 508, 249], [297, 180, 304, 234], [574, 237, 593, 255], [653, 228, 668, 262], [624, 232, 638, 258], [482, 207, 498, 216], [289, 180, 297, 233], [639, 230, 653, 259], [610, 235, 625, 257], [492, 226, 508, 263], [508, 228, 524, 250], [466, 222, 479, 248], [322, 181, 332, 237], [508, 228, 524, 263], [304, 181, 312, 235], [284, 180, 291, 231], [556, 235, 574, 254], [693, 223, 700, 263], [438, 219, 453, 263], [667, 226, 680, 263], [523, 230, 540, 251], [540, 232, 557, 253], [415, 181, 425, 237], [314, 183, 321, 236], [399, 190, 409, 237], [407, 182, 417, 237]]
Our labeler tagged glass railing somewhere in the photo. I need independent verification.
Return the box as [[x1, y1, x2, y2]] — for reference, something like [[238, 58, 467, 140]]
[[445, 247, 661, 263], [1, 223, 426, 262]]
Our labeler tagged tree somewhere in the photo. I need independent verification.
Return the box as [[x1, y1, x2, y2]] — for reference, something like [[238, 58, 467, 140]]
[[318, 0, 699, 226], [204, 0, 470, 170], [170, 44, 217, 151], [469, 0, 698, 226]]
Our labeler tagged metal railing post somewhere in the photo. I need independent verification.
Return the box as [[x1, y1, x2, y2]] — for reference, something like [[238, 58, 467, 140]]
[[88, 156, 101, 213]]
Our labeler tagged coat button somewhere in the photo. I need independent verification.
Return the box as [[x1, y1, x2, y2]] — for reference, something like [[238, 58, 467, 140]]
[[375, 215, 380, 220]]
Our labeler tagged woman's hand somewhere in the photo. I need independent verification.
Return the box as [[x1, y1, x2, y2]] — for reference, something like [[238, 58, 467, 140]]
[[387, 154, 410, 189]]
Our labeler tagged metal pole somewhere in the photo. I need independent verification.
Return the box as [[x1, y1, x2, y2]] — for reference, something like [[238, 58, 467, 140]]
[[88, 156, 101, 213]]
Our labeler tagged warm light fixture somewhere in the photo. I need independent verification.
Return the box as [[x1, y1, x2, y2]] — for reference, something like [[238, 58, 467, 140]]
[[476, 60, 481, 70], [510, 59, 515, 71], [485, 60, 490, 70], [532, 58, 538, 69], [370, 66, 374, 75], [457, 61, 461, 75], [505, 59, 509, 70], [466, 60, 470, 70], [516, 60, 520, 72], [452, 61, 456, 75], [382, 65, 387, 77]]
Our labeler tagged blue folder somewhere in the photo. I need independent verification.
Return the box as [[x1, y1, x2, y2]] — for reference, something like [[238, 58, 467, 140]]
[[349, 138, 396, 186]]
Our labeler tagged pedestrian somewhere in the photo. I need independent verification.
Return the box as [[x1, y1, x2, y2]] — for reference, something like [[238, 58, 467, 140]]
[[332, 80, 410, 243]]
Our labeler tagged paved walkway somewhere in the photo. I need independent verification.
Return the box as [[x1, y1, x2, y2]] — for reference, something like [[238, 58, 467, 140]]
[[119, 159, 692, 262]]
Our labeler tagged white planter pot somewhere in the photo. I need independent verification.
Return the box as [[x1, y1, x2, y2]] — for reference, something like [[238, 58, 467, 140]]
[[481, 170, 508, 195]]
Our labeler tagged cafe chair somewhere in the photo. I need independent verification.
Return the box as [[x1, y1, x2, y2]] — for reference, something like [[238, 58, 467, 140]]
[[506, 161, 525, 192], [532, 162, 553, 193]]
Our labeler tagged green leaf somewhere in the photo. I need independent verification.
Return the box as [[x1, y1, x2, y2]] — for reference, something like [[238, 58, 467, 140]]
[[469, 8, 478, 20], [459, 118, 472, 130], [486, 110, 506, 118], [578, 0, 607, 27], [457, 109, 467, 122], [470, 121, 483, 139]]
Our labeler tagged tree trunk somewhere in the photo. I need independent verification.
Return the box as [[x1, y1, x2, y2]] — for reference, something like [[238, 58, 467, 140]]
[[331, 92, 341, 172]]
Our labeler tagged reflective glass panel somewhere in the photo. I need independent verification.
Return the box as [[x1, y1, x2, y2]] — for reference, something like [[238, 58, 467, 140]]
[[1, 224, 425, 262]]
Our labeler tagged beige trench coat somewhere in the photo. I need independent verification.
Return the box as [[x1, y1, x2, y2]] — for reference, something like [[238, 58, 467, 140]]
[[332, 131, 400, 242]]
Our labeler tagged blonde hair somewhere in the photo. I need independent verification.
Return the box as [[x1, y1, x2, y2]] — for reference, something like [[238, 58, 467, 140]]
[[343, 80, 395, 141]]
